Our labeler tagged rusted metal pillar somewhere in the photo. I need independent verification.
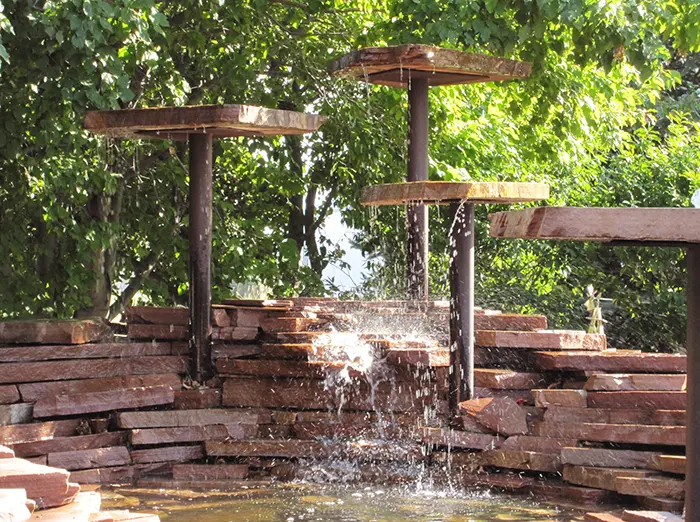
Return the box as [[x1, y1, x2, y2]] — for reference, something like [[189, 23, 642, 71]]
[[449, 202, 475, 409], [687, 245, 700, 519], [406, 77, 429, 300], [188, 133, 214, 382]]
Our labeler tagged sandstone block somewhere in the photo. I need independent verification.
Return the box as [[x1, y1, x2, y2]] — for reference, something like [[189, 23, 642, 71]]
[[458, 397, 528, 436]]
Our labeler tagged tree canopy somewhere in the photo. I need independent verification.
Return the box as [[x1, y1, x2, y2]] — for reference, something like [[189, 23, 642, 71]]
[[0, 0, 698, 351]]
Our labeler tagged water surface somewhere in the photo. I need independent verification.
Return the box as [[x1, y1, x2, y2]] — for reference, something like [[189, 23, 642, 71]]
[[102, 483, 587, 521]]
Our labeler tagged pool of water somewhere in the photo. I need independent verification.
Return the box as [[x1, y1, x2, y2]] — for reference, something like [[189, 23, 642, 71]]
[[102, 483, 587, 521]]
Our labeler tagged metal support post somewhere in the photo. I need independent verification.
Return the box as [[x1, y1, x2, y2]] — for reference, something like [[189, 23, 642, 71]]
[[686, 245, 700, 519], [407, 77, 430, 300], [188, 133, 214, 382], [448, 202, 475, 409]]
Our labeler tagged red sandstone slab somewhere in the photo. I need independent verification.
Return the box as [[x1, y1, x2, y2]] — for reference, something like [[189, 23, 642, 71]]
[[473, 369, 548, 390], [534, 422, 685, 446], [107, 512, 161, 522], [116, 408, 269, 428], [206, 440, 329, 458], [532, 351, 687, 373], [417, 427, 501, 450], [0, 446, 14, 458], [215, 359, 340, 379], [172, 464, 248, 480], [501, 435, 577, 453], [0, 386, 21, 405], [621, 511, 683, 522], [69, 466, 139, 485], [384, 348, 449, 367], [125, 306, 230, 327], [544, 407, 686, 426], [637, 498, 685, 514], [0, 458, 71, 507], [211, 327, 259, 342], [0, 342, 175, 363], [130, 424, 258, 445], [0, 420, 83, 445], [473, 314, 547, 331], [615, 476, 685, 500], [650, 455, 685, 475], [48, 446, 131, 471], [0, 320, 111, 345], [563, 465, 658, 491], [585, 374, 687, 392], [585, 514, 627, 522], [258, 343, 316, 360], [173, 389, 221, 409], [211, 344, 261, 359], [127, 324, 188, 340], [259, 317, 319, 333], [220, 299, 293, 308], [480, 450, 562, 472], [130, 445, 203, 464], [561, 448, 663, 469], [533, 389, 587, 408], [587, 392, 686, 410], [11, 432, 127, 458], [18, 374, 181, 403], [0, 358, 186, 385], [0, 404, 33, 425], [458, 397, 528, 436], [475, 330, 605, 350], [292, 421, 405, 440], [33, 385, 174, 418]]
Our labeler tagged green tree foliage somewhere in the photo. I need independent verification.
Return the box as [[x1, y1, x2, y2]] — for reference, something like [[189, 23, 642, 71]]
[[0, 1, 699, 352]]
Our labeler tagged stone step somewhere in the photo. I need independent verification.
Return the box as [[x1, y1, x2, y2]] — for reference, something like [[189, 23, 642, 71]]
[[480, 449, 562, 472], [417, 427, 501, 450], [0, 342, 182, 363], [18, 375, 182, 403], [129, 424, 258, 445], [561, 448, 664, 469], [534, 422, 685, 446], [27, 490, 100, 521], [458, 397, 528, 436], [473, 369, 550, 390], [544, 407, 686, 426], [172, 464, 248, 481], [215, 359, 340, 379], [650, 455, 685, 475], [0, 320, 111, 345], [33, 385, 175, 418], [0, 457, 73, 509], [476, 330, 605, 350], [584, 374, 687, 391], [48, 446, 131, 471], [0, 358, 186, 385], [587, 392, 686, 410], [501, 436, 577, 453], [130, 445, 203, 464], [0, 420, 84, 445], [10, 432, 127, 459], [116, 408, 269, 429], [532, 351, 686, 373], [615, 476, 685, 500], [222, 376, 428, 413], [173, 389, 221, 409], [125, 306, 230, 327], [563, 465, 658, 491], [211, 344, 261, 360], [533, 389, 587, 408]]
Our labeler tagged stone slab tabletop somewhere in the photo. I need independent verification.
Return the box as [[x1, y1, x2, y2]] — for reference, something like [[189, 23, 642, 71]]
[[361, 181, 550, 206], [84, 104, 326, 141], [489, 207, 700, 244], [329, 44, 532, 87]]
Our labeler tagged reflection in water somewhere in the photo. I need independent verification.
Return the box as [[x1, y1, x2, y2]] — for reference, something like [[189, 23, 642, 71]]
[[102, 483, 586, 521]]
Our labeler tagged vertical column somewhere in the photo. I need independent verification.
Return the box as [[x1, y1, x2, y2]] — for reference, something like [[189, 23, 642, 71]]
[[188, 133, 214, 382], [686, 246, 700, 519], [449, 202, 475, 409], [406, 77, 429, 300]]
